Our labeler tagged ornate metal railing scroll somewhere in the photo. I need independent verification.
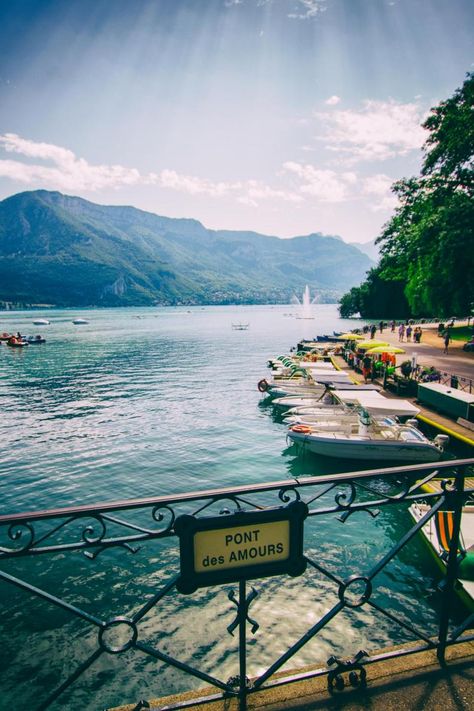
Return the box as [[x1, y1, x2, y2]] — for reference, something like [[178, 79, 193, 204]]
[[0, 458, 473, 710]]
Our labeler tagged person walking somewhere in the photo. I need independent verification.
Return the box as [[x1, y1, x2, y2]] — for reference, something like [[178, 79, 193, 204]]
[[398, 323, 405, 342], [406, 325, 412, 342], [370, 324, 377, 339], [443, 330, 451, 354], [362, 353, 373, 383]]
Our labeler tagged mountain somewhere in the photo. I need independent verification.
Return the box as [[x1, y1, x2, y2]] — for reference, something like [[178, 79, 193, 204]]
[[0, 190, 374, 307], [352, 238, 380, 263]]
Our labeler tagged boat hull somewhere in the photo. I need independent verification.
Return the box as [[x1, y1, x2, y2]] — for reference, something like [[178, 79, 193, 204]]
[[288, 431, 443, 462]]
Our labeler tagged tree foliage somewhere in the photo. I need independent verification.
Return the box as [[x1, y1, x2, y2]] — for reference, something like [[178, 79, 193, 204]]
[[339, 72, 474, 319]]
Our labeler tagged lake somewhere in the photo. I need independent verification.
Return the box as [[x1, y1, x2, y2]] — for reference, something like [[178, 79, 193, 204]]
[[0, 304, 455, 710]]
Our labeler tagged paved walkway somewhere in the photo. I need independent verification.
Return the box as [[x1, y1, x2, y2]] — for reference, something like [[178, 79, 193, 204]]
[[366, 323, 474, 382]]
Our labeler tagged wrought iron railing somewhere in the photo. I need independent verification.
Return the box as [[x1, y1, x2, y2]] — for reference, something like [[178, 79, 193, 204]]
[[1, 459, 473, 710]]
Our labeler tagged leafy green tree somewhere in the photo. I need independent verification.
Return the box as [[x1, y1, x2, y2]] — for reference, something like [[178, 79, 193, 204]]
[[340, 72, 474, 319]]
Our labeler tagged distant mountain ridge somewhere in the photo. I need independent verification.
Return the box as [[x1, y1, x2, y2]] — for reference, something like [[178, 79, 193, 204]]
[[0, 190, 374, 306], [352, 238, 380, 263]]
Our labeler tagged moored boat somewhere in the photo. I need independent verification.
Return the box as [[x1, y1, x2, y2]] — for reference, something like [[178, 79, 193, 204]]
[[24, 335, 47, 344], [287, 410, 448, 462], [6, 336, 28, 348], [409, 498, 474, 610]]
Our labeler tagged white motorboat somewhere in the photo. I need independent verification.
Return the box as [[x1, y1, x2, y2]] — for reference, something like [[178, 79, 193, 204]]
[[72, 318, 89, 325], [258, 371, 352, 395], [329, 390, 421, 418], [283, 407, 389, 425], [409, 496, 474, 610], [269, 358, 336, 371], [270, 371, 351, 386], [287, 410, 448, 462], [266, 385, 327, 399], [271, 387, 382, 412], [285, 411, 398, 430], [33, 319, 50, 325]]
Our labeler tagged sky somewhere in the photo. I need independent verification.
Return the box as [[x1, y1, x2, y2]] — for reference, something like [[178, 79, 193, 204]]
[[0, 0, 472, 244]]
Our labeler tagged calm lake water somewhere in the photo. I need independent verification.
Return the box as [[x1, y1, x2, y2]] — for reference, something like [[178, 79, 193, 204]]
[[0, 305, 455, 710]]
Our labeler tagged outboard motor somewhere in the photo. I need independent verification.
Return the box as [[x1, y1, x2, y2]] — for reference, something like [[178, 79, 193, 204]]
[[434, 434, 450, 452]]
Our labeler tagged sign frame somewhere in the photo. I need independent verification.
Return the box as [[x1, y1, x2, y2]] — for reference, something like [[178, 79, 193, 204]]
[[174, 500, 308, 594]]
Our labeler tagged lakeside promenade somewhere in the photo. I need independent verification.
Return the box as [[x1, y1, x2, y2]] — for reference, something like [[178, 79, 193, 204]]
[[367, 321, 474, 382]]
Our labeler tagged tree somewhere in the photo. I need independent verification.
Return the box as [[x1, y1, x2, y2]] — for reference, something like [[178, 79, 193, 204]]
[[340, 72, 474, 319]]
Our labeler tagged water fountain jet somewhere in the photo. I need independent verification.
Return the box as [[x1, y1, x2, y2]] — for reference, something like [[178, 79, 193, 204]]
[[294, 285, 316, 320]]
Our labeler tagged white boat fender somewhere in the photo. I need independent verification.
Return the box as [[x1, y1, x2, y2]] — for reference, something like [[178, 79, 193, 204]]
[[406, 419, 419, 428], [433, 434, 450, 451]]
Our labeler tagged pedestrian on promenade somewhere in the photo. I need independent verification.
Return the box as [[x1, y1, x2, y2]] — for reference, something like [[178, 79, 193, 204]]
[[362, 354, 373, 383], [398, 323, 405, 342], [406, 325, 412, 342], [443, 330, 451, 354], [379, 320, 384, 333], [391, 320, 396, 332], [370, 324, 376, 339]]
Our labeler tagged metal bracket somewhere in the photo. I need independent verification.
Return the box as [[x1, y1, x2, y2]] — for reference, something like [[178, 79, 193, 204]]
[[327, 649, 368, 692], [227, 587, 259, 635]]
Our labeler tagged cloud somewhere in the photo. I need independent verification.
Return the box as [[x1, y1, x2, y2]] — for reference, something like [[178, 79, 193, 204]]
[[244, 180, 303, 204], [325, 95, 341, 106], [0, 133, 302, 208], [225, 0, 329, 20], [362, 173, 399, 211], [315, 99, 427, 163], [0, 132, 401, 217], [157, 169, 242, 197], [288, 0, 328, 20], [0, 133, 141, 191], [283, 161, 356, 203], [282, 161, 401, 213]]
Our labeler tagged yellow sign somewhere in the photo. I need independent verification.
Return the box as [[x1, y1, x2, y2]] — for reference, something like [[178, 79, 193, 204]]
[[174, 501, 308, 593], [194, 520, 290, 573]]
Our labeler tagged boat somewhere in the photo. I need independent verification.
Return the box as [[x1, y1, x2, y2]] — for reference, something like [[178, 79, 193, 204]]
[[330, 389, 421, 418], [6, 336, 28, 348], [280, 394, 419, 419], [409, 495, 474, 610], [72, 318, 89, 325], [287, 410, 448, 462], [270, 385, 383, 411], [33, 319, 50, 325], [24, 335, 46, 344], [232, 323, 249, 330]]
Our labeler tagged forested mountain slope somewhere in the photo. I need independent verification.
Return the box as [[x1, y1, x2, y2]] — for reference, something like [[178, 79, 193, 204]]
[[0, 190, 373, 306]]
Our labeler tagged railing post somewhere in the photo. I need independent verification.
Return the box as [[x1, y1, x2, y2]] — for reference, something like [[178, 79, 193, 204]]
[[437, 467, 466, 664], [238, 579, 248, 711]]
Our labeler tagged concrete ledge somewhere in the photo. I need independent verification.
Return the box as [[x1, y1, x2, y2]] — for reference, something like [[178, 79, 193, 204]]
[[110, 640, 474, 711]]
